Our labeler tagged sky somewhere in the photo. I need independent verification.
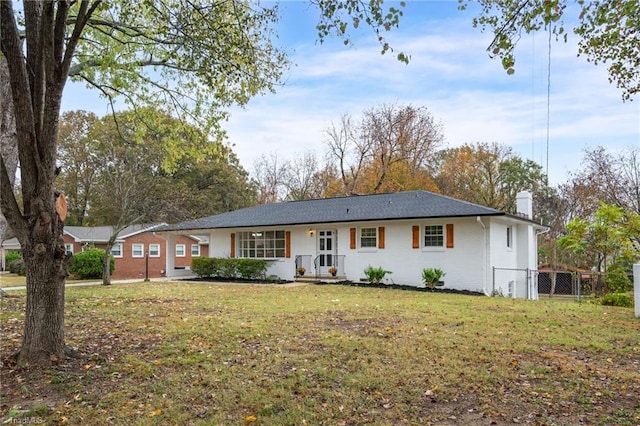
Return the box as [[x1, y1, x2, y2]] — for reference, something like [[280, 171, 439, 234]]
[[61, 1, 640, 187]]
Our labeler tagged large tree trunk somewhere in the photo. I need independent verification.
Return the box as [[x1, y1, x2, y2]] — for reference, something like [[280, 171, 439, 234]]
[[0, 58, 19, 244], [0, 1, 88, 367], [20, 222, 69, 364], [102, 243, 112, 286]]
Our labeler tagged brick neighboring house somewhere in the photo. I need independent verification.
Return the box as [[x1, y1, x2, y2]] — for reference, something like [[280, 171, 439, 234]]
[[2, 224, 209, 278], [60, 224, 208, 279]]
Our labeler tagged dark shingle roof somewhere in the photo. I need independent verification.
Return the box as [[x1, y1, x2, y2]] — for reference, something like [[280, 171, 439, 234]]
[[160, 190, 505, 232], [64, 223, 166, 242]]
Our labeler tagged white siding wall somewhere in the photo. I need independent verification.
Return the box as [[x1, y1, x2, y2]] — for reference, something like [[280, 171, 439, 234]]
[[486, 218, 538, 298], [206, 220, 486, 290], [335, 219, 487, 292], [181, 216, 537, 298]]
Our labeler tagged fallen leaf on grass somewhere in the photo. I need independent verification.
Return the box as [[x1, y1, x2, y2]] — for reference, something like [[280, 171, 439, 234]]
[[245, 415, 257, 422], [149, 408, 162, 417]]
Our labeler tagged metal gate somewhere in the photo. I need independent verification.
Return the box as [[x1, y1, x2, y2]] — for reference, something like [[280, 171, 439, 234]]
[[492, 267, 537, 299]]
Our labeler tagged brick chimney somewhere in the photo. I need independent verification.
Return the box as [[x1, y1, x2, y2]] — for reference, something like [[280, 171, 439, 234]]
[[516, 191, 533, 219]]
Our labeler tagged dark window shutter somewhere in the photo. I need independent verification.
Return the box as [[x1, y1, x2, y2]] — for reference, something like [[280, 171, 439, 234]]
[[285, 231, 291, 258], [412, 226, 419, 249], [378, 226, 385, 249], [446, 224, 454, 248], [230, 233, 236, 258], [350, 228, 356, 249]]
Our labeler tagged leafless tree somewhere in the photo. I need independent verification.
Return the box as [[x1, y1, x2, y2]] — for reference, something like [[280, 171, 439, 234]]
[[324, 104, 444, 194], [285, 151, 328, 200], [253, 153, 290, 203], [363, 104, 444, 192], [324, 113, 370, 195]]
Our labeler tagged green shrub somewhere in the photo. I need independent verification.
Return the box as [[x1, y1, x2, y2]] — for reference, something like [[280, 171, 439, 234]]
[[8, 258, 26, 276], [599, 292, 633, 308], [605, 265, 632, 293], [236, 259, 267, 279], [422, 267, 446, 288], [192, 257, 216, 278], [364, 266, 392, 284], [69, 248, 114, 279], [192, 257, 268, 280], [5, 250, 21, 265], [218, 258, 237, 278], [202, 258, 226, 277]]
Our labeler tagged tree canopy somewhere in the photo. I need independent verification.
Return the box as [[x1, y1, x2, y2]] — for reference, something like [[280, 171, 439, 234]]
[[434, 142, 549, 215], [462, 0, 639, 101], [56, 109, 256, 226]]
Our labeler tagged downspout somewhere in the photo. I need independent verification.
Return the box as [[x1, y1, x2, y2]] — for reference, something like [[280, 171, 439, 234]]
[[477, 216, 491, 296]]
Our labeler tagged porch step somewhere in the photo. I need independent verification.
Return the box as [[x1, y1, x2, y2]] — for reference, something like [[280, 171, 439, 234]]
[[295, 275, 345, 284]]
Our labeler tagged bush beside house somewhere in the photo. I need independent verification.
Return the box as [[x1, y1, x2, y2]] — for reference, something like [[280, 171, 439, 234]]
[[192, 257, 267, 280], [69, 249, 115, 279], [364, 266, 392, 284], [5, 250, 21, 265], [8, 259, 26, 276]]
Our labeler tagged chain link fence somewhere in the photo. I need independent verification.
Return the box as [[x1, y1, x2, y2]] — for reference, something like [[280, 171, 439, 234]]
[[538, 271, 575, 296], [493, 268, 608, 301], [537, 270, 605, 300]]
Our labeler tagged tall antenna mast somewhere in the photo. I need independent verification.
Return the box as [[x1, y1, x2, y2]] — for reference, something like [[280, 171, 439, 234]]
[[545, 26, 552, 179]]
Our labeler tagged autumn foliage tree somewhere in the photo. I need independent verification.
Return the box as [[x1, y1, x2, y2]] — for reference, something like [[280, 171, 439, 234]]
[[434, 142, 549, 215], [563, 146, 640, 217], [56, 111, 101, 226], [559, 203, 639, 293], [324, 104, 443, 195]]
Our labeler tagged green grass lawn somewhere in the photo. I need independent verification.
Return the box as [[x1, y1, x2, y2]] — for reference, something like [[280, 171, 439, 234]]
[[0, 273, 99, 288], [0, 273, 27, 287], [1, 282, 639, 425]]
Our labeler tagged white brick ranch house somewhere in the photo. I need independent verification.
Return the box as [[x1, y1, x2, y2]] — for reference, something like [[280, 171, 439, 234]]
[[158, 190, 548, 299]]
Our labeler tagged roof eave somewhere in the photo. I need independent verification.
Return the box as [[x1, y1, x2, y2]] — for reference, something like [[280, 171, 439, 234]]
[[159, 212, 507, 232]]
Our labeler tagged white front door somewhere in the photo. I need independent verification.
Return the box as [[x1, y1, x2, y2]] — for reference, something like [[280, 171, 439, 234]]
[[317, 229, 335, 275]]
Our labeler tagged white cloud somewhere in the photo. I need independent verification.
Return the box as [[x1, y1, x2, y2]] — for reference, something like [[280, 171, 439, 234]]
[[225, 8, 638, 187]]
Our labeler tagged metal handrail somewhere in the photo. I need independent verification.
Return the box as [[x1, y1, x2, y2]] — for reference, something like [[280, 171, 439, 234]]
[[313, 254, 345, 277]]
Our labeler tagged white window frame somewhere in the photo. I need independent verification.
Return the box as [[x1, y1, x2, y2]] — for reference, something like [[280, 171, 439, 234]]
[[237, 230, 286, 259], [506, 226, 513, 250], [111, 243, 123, 258], [176, 244, 186, 257], [132, 243, 144, 258], [148, 243, 160, 258], [359, 227, 377, 249], [64, 243, 74, 254], [423, 225, 445, 250], [191, 244, 200, 257]]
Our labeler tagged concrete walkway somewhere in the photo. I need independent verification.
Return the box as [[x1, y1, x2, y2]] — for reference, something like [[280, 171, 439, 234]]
[[0, 277, 175, 292], [1, 276, 309, 292]]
